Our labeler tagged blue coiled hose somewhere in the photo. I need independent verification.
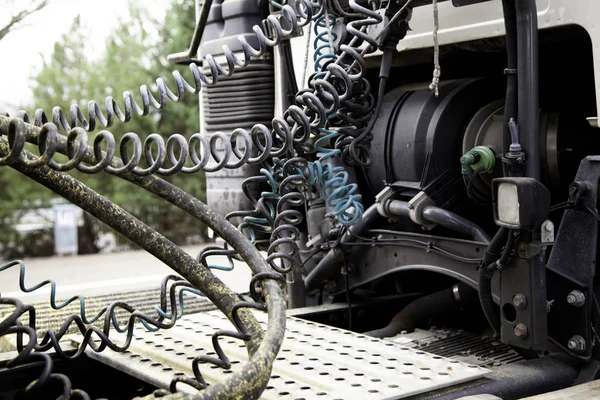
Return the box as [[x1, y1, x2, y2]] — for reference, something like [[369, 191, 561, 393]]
[[311, 12, 364, 225], [199, 2, 363, 272], [304, 129, 363, 225], [239, 130, 363, 234], [313, 13, 338, 73]]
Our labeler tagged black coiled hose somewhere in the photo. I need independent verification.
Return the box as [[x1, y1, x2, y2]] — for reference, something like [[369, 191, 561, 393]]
[[10, 0, 380, 178], [0, 273, 225, 399], [197, 0, 385, 286], [0, 298, 92, 399], [0, 116, 287, 399], [0, 1, 391, 397], [15, 1, 314, 135]]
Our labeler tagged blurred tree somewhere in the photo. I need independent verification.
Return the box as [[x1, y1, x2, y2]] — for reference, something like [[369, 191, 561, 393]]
[[0, 0, 51, 42], [3, 0, 207, 258], [150, 0, 208, 243]]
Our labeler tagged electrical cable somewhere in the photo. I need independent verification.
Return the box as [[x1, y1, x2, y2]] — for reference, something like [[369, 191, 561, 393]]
[[200, 0, 385, 288], [9, 0, 381, 228], [346, 230, 482, 264], [494, 229, 515, 270], [301, 20, 313, 88], [299, 247, 323, 272], [336, 47, 393, 167], [478, 227, 509, 335], [15, 1, 315, 135], [465, 165, 487, 201], [550, 201, 570, 212]]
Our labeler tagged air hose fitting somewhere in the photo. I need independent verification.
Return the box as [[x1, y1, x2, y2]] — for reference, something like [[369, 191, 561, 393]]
[[461, 146, 496, 176]]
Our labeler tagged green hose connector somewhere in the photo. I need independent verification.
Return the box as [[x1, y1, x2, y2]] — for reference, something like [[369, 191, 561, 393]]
[[460, 146, 495, 175]]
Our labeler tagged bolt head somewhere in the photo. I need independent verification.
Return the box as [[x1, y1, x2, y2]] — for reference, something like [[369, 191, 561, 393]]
[[567, 335, 586, 353], [570, 185, 579, 195], [513, 323, 528, 338], [512, 294, 527, 309], [567, 290, 586, 307]]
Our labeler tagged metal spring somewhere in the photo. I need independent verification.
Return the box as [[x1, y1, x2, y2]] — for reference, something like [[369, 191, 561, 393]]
[[14, 1, 314, 135], [0, 297, 92, 400]]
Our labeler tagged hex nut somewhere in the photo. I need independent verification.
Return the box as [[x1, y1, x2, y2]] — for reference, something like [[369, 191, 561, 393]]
[[567, 290, 586, 307], [567, 335, 586, 353], [512, 294, 527, 309], [513, 323, 528, 338]]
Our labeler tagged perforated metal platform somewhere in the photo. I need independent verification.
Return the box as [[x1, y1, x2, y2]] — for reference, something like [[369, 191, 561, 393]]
[[73, 311, 490, 399]]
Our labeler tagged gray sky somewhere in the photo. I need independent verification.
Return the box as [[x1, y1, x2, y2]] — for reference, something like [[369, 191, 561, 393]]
[[0, 0, 168, 114]]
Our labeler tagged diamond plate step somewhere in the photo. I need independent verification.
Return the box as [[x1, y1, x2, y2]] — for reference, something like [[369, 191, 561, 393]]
[[74, 311, 490, 399]]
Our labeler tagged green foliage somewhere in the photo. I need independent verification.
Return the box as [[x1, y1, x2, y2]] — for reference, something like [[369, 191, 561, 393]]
[[3, 0, 207, 256]]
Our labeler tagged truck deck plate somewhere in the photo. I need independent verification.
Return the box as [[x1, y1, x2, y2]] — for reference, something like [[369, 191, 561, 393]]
[[75, 310, 490, 399]]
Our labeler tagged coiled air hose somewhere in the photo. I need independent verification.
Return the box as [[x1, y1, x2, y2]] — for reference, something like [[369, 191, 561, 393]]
[[0, 116, 286, 399], [0, 0, 388, 397]]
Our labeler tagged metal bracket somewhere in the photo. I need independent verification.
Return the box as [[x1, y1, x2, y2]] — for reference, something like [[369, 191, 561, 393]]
[[408, 192, 437, 230], [375, 186, 396, 218], [500, 257, 548, 349], [167, 0, 214, 64], [546, 156, 600, 359], [541, 220, 555, 244]]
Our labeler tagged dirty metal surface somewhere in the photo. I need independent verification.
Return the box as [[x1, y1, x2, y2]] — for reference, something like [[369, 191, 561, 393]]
[[74, 311, 490, 399], [388, 328, 523, 368]]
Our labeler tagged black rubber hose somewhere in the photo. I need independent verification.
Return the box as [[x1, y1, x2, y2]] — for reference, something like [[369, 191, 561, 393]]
[[365, 282, 477, 338], [478, 227, 510, 335], [383, 200, 490, 243], [515, 0, 540, 179], [305, 199, 491, 292], [422, 206, 491, 243], [502, 0, 518, 154], [304, 204, 381, 292]]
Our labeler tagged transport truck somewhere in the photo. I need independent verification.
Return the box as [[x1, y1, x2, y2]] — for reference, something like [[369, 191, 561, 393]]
[[2, 0, 600, 398]]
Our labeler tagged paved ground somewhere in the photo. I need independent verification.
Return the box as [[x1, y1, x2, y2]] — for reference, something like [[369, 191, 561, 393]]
[[0, 244, 253, 303]]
